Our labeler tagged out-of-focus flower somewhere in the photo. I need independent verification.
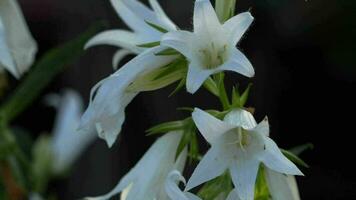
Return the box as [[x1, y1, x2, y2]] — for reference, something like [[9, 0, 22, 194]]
[[0, 0, 37, 78], [188, 108, 303, 200], [79, 46, 177, 147], [46, 90, 96, 175], [265, 168, 301, 200], [86, 0, 176, 68], [161, 0, 254, 93], [85, 131, 187, 200]]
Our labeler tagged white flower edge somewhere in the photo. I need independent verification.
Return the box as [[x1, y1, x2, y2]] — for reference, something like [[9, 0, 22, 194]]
[[79, 46, 177, 147], [85, 131, 187, 200], [265, 168, 301, 200], [0, 0, 37, 78], [187, 108, 303, 200]]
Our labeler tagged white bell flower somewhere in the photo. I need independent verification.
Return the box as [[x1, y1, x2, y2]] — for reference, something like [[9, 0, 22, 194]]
[[161, 0, 254, 93], [79, 46, 177, 147], [188, 108, 303, 200], [0, 0, 37, 78], [46, 90, 96, 174], [85, 0, 176, 68], [85, 131, 187, 200]]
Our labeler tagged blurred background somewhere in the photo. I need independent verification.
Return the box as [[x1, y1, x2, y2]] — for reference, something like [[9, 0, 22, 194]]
[[6, 0, 356, 199]]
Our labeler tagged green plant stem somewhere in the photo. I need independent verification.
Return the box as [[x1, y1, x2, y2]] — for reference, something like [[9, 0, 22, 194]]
[[215, 73, 230, 110]]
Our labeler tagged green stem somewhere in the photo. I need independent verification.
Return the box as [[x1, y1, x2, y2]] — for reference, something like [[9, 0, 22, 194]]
[[215, 73, 230, 110]]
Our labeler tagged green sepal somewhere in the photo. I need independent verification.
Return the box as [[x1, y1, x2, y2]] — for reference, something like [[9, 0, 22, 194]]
[[197, 171, 233, 200], [215, 0, 236, 23], [144, 20, 168, 33], [240, 83, 252, 107], [146, 121, 185, 136], [290, 143, 314, 156], [203, 77, 219, 97], [231, 83, 252, 108], [169, 77, 186, 97], [126, 59, 187, 92], [155, 48, 180, 56], [281, 149, 309, 168], [136, 41, 160, 48], [255, 166, 272, 199]]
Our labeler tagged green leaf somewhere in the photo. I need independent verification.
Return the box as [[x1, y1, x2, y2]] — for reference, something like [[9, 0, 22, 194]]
[[289, 143, 314, 156], [188, 130, 199, 163], [175, 119, 195, 160], [0, 24, 104, 123], [146, 120, 185, 135], [281, 149, 309, 168], [203, 77, 219, 97], [145, 20, 168, 33], [126, 59, 187, 92], [197, 172, 232, 200], [136, 41, 160, 48], [215, 0, 236, 23], [155, 48, 180, 56]]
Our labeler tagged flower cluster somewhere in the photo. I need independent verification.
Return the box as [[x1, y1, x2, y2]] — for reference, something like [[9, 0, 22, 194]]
[[80, 0, 304, 199]]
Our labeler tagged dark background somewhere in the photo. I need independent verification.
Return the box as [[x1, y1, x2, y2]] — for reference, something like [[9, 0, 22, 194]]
[[8, 0, 356, 199]]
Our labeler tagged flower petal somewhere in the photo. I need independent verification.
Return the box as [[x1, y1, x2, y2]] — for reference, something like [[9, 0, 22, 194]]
[[261, 137, 304, 176], [223, 12, 254, 46], [220, 48, 254, 78], [265, 169, 301, 200], [253, 116, 270, 137], [192, 108, 235, 144], [186, 62, 212, 94], [193, 0, 221, 36], [112, 49, 133, 70], [0, 18, 17, 77], [161, 30, 195, 59], [186, 145, 230, 191], [229, 158, 260, 200], [223, 109, 257, 129], [0, 0, 37, 78], [85, 30, 142, 53], [165, 171, 190, 200], [226, 189, 241, 200], [148, 0, 177, 30]]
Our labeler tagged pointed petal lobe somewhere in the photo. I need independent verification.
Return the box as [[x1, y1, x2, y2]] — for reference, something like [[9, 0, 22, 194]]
[[220, 48, 254, 78], [223, 12, 254, 46]]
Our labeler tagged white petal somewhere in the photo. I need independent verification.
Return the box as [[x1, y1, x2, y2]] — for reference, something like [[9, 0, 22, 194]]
[[0, 0, 37, 78], [86, 132, 183, 200], [220, 48, 254, 78], [79, 46, 177, 147], [112, 49, 133, 70], [0, 18, 17, 77], [148, 0, 177, 31], [192, 108, 235, 144], [161, 30, 195, 59], [253, 116, 270, 137], [229, 158, 260, 200], [223, 12, 254, 46], [261, 137, 303, 176], [223, 109, 257, 129], [186, 145, 230, 191], [265, 169, 301, 200], [193, 0, 221, 36], [165, 171, 190, 200], [49, 90, 96, 174], [85, 30, 142, 53], [226, 189, 241, 200], [110, 0, 161, 38], [186, 62, 212, 94]]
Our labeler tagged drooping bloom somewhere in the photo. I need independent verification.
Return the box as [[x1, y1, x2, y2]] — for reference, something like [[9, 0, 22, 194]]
[[85, 131, 187, 200], [46, 90, 96, 174], [188, 108, 303, 200], [79, 46, 177, 147], [0, 0, 37, 78], [86, 0, 176, 68], [161, 0, 254, 93], [265, 169, 301, 200]]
